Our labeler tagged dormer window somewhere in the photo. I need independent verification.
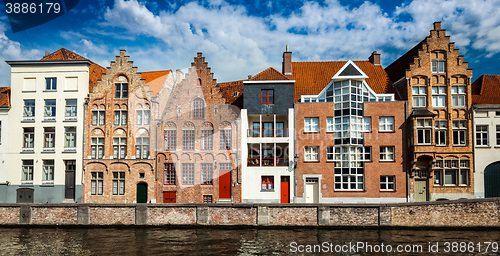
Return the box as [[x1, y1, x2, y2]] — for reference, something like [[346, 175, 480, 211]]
[[261, 89, 273, 104], [233, 91, 239, 97]]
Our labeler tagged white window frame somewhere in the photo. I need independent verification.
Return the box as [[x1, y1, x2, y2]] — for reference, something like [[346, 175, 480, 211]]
[[42, 160, 54, 184], [304, 118, 319, 132], [452, 120, 467, 146], [379, 117, 394, 132], [363, 117, 371, 132], [113, 137, 127, 159], [416, 119, 432, 145], [23, 99, 35, 121], [431, 60, 445, 73], [45, 77, 57, 91], [304, 146, 319, 161], [326, 146, 334, 161], [435, 120, 447, 146], [65, 99, 77, 120], [451, 86, 466, 107], [43, 127, 55, 151], [114, 110, 127, 126], [64, 127, 76, 151], [412, 86, 426, 107], [431, 86, 446, 108], [380, 146, 394, 161], [380, 176, 395, 191], [44, 99, 56, 120], [22, 160, 34, 184], [23, 127, 34, 151], [476, 125, 488, 146], [326, 117, 334, 132], [136, 109, 150, 125]]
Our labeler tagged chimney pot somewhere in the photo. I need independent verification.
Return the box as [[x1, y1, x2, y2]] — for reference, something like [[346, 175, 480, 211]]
[[369, 51, 381, 65]]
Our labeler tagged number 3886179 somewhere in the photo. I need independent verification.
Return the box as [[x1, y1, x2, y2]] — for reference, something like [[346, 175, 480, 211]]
[[5, 2, 61, 14]]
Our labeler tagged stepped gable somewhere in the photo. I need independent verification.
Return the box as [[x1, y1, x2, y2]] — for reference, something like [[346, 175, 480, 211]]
[[0, 87, 10, 107], [472, 74, 500, 104], [384, 40, 424, 83]]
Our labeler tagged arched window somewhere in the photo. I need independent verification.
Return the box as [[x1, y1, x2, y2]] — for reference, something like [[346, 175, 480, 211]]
[[196, 78, 202, 87], [193, 98, 204, 118]]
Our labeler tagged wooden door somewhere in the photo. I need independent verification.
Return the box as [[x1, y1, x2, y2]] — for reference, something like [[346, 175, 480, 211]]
[[137, 183, 148, 203], [485, 162, 500, 197], [305, 178, 318, 203], [415, 180, 428, 202], [280, 176, 290, 203], [65, 161, 76, 199], [219, 171, 231, 199], [163, 191, 176, 203]]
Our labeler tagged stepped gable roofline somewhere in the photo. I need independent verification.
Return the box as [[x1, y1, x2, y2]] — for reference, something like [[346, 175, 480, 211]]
[[140, 70, 172, 97], [248, 67, 290, 81], [472, 74, 500, 105], [0, 87, 11, 108]]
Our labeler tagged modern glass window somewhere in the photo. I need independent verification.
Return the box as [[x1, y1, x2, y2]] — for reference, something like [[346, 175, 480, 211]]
[[65, 99, 77, 118], [164, 130, 176, 151], [412, 86, 426, 107], [114, 110, 127, 126], [136, 110, 150, 125], [434, 159, 469, 186], [452, 120, 467, 146], [113, 172, 125, 195], [261, 176, 274, 190], [201, 130, 213, 150], [92, 110, 105, 126], [44, 99, 56, 119], [91, 172, 103, 195], [416, 119, 432, 145], [45, 78, 57, 91], [115, 82, 128, 98], [261, 89, 273, 104], [435, 120, 447, 146], [113, 137, 127, 159], [201, 163, 213, 185], [304, 118, 319, 132], [304, 146, 319, 161], [23, 100, 35, 119], [135, 137, 149, 159], [327, 117, 334, 132], [164, 163, 176, 185], [182, 163, 194, 185], [432, 86, 446, 107], [327, 146, 334, 161], [42, 160, 54, 183], [431, 60, 445, 73], [220, 129, 231, 150], [64, 127, 76, 150], [22, 160, 34, 183], [476, 125, 488, 146], [363, 117, 371, 132], [333, 146, 365, 190], [43, 127, 55, 150], [380, 146, 395, 161], [91, 137, 104, 159], [203, 195, 213, 203], [183, 130, 195, 150], [380, 176, 395, 191], [23, 128, 34, 150], [193, 98, 204, 118], [451, 86, 466, 107], [379, 117, 394, 131]]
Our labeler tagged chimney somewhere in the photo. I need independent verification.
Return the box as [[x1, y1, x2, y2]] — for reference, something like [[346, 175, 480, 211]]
[[433, 21, 441, 30], [175, 69, 184, 85], [369, 51, 381, 65], [45, 51, 48, 56], [282, 44, 292, 75]]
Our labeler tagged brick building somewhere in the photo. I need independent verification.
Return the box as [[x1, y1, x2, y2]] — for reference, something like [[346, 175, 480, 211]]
[[386, 22, 474, 201], [83, 50, 171, 203], [156, 53, 241, 204]]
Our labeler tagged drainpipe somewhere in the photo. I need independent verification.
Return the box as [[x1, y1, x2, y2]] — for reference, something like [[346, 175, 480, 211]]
[[81, 97, 89, 203], [471, 104, 476, 198]]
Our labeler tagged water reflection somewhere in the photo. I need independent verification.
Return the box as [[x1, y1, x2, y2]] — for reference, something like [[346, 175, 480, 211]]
[[0, 227, 500, 255]]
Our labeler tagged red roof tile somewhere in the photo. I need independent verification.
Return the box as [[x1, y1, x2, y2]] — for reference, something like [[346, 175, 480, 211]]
[[140, 70, 171, 97], [0, 87, 10, 108], [249, 67, 290, 81], [218, 80, 244, 108], [472, 75, 500, 104]]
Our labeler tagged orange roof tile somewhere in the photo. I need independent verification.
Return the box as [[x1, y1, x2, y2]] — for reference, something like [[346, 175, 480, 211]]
[[249, 67, 290, 81], [0, 87, 10, 108], [140, 70, 171, 97], [41, 48, 105, 92], [472, 75, 500, 104], [218, 80, 244, 108]]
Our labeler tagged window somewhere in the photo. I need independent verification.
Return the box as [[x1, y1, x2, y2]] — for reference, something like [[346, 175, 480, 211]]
[[64, 127, 76, 150], [476, 125, 488, 146], [379, 117, 394, 132], [45, 78, 57, 91], [165, 130, 176, 151], [380, 176, 395, 191], [203, 195, 213, 203], [326, 117, 334, 132], [22, 160, 33, 184], [44, 99, 56, 119], [451, 86, 466, 107], [42, 160, 54, 183], [434, 159, 469, 186], [23, 128, 34, 151], [43, 127, 55, 150], [114, 110, 127, 126], [497, 125, 500, 146], [333, 146, 365, 190], [380, 146, 394, 161], [91, 172, 103, 195], [262, 122, 273, 137], [261, 89, 273, 104], [113, 137, 127, 159], [0, 121, 1, 143], [431, 60, 445, 73], [412, 86, 426, 107], [183, 130, 194, 150], [91, 137, 104, 159], [164, 163, 176, 185], [435, 120, 447, 146], [135, 137, 149, 159], [182, 163, 194, 185], [363, 117, 371, 132], [196, 79, 202, 87], [304, 146, 319, 161], [432, 86, 446, 107], [113, 172, 125, 195], [261, 176, 274, 190], [201, 130, 213, 150], [327, 146, 334, 161], [115, 82, 128, 98], [364, 146, 372, 161], [220, 129, 231, 150], [23, 100, 35, 120], [201, 163, 213, 185], [136, 110, 150, 125], [65, 99, 77, 119], [452, 120, 467, 146], [193, 98, 204, 118], [92, 110, 105, 126], [416, 119, 432, 145], [220, 163, 231, 171], [304, 118, 319, 132]]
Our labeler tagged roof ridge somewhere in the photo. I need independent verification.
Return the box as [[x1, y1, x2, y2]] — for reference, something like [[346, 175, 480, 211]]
[[250, 67, 289, 81]]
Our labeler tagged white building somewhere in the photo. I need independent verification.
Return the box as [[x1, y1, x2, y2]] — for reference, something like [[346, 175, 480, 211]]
[[0, 88, 11, 194]]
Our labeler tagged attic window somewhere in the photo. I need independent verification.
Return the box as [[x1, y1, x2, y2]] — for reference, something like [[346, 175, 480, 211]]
[[233, 92, 239, 97], [196, 79, 202, 87]]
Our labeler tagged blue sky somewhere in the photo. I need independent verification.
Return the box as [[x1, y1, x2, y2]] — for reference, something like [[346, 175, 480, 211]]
[[1, 0, 500, 86]]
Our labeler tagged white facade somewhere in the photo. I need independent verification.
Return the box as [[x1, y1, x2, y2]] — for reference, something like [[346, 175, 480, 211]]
[[4, 60, 91, 203], [0, 101, 10, 188], [241, 108, 295, 203]]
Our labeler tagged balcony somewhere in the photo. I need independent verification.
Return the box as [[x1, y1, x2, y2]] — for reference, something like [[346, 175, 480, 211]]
[[247, 128, 289, 138], [247, 157, 289, 167]]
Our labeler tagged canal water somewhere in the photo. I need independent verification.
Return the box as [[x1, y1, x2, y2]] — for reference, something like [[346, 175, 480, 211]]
[[1, 227, 500, 255]]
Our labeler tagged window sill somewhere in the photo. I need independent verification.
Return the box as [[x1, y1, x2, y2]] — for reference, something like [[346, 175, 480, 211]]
[[304, 160, 320, 163], [20, 150, 34, 154], [41, 182, 54, 187], [476, 145, 490, 148], [22, 91, 36, 93], [41, 149, 55, 153], [380, 189, 396, 192], [42, 119, 56, 123], [20, 183, 34, 187], [452, 145, 468, 147], [63, 119, 78, 122], [334, 189, 365, 192], [164, 184, 176, 186], [43, 90, 57, 92], [379, 160, 395, 162], [21, 119, 35, 123], [260, 189, 275, 192], [436, 144, 447, 147], [379, 131, 395, 133], [62, 149, 77, 153], [415, 143, 433, 146], [303, 131, 320, 134], [63, 90, 79, 92], [201, 184, 213, 186]]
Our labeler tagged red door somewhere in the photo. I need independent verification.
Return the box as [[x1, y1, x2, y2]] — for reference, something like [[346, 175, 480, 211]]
[[219, 171, 231, 199], [163, 191, 176, 203], [281, 176, 290, 203]]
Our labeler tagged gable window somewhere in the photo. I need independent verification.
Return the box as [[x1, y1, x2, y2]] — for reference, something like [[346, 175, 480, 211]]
[[261, 176, 274, 190], [304, 146, 319, 161], [380, 146, 394, 161], [452, 120, 467, 146], [416, 119, 432, 145], [165, 163, 176, 185], [136, 110, 150, 125], [113, 137, 127, 159], [114, 110, 127, 126], [220, 129, 231, 150], [193, 98, 204, 118], [196, 78, 202, 87], [451, 86, 466, 107], [65, 99, 77, 119], [327, 118, 334, 132], [379, 117, 394, 132], [431, 60, 445, 73], [42, 160, 54, 184], [201, 163, 213, 185], [23, 128, 34, 151], [476, 125, 488, 146], [44, 99, 56, 120], [201, 130, 213, 150], [115, 82, 128, 98], [22, 160, 34, 184], [91, 137, 104, 159], [304, 118, 319, 132], [182, 163, 194, 185], [92, 110, 105, 126], [183, 130, 195, 150], [91, 172, 103, 195], [23, 100, 35, 121], [412, 86, 426, 107], [261, 89, 273, 104], [45, 78, 57, 91], [380, 176, 395, 191], [64, 127, 77, 151], [165, 130, 176, 151], [435, 120, 447, 146], [135, 137, 149, 159], [432, 86, 446, 107], [43, 127, 55, 151], [113, 172, 125, 195]]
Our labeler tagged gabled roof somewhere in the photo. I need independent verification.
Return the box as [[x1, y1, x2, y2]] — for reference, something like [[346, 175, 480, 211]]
[[472, 75, 500, 105], [291, 61, 393, 102], [41, 48, 106, 92], [249, 67, 290, 81], [0, 87, 11, 108], [140, 70, 171, 97], [385, 40, 424, 83], [218, 80, 244, 109]]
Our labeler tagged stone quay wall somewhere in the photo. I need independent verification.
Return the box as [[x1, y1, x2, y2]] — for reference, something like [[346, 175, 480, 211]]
[[1, 198, 500, 227]]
